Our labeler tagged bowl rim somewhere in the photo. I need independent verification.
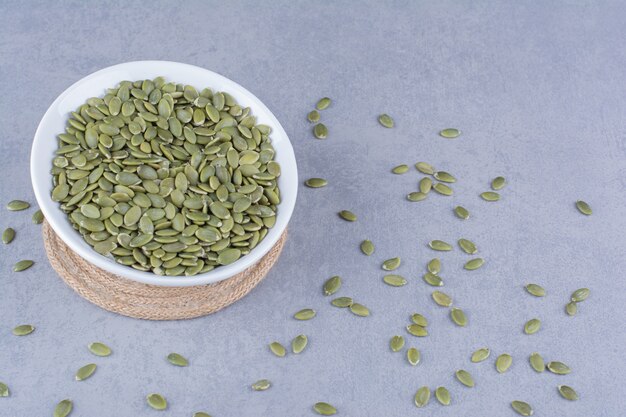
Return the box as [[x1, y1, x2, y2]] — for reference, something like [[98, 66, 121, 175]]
[[31, 60, 297, 287]]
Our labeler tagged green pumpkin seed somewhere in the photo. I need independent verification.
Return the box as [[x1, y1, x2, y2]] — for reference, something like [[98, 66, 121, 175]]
[[75, 363, 97, 381], [338, 210, 357, 222], [433, 182, 453, 195], [32, 209, 44, 224], [2, 227, 15, 244], [313, 123, 328, 139], [407, 347, 420, 365], [167, 352, 189, 367], [529, 352, 545, 372], [0, 382, 9, 397], [378, 114, 394, 128], [13, 260, 33, 272], [558, 385, 579, 401], [423, 272, 443, 287], [292, 334, 308, 354], [349, 303, 370, 317], [458, 238, 477, 254], [269, 342, 286, 357], [435, 386, 451, 405], [491, 176, 506, 190], [480, 191, 500, 201], [496, 353, 513, 373], [455, 369, 475, 387], [331, 297, 353, 308], [323, 276, 341, 296], [546, 361, 571, 375], [429, 240, 452, 251], [294, 308, 316, 320], [575, 200, 592, 215], [525, 284, 546, 297], [434, 171, 456, 183], [407, 192, 428, 202], [382, 257, 401, 271], [316, 97, 331, 110], [454, 205, 470, 219], [392, 164, 409, 174], [313, 402, 337, 415], [88, 342, 111, 357], [305, 178, 328, 188], [217, 248, 241, 265], [427, 258, 440, 274], [419, 177, 432, 193], [6, 200, 30, 211], [192, 413, 212, 417], [471, 347, 490, 363], [414, 386, 430, 408], [252, 379, 271, 391], [432, 291, 452, 307], [439, 128, 460, 138], [12, 324, 34, 336], [360, 239, 374, 256], [450, 308, 468, 326], [464, 258, 485, 270], [415, 162, 435, 175], [54, 399, 73, 417], [383, 274, 407, 287], [524, 318, 541, 335], [570, 288, 590, 302], [511, 400, 533, 416], [411, 313, 428, 327], [390, 335, 405, 352], [406, 324, 428, 337], [146, 393, 167, 410], [566, 301, 578, 316], [307, 110, 320, 123]]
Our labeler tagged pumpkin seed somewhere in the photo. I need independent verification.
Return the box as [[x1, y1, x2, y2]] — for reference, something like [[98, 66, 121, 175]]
[[323, 276, 341, 296], [88, 342, 111, 356], [349, 303, 370, 317], [307, 110, 320, 123], [313, 402, 337, 415], [313, 123, 328, 139], [558, 385, 579, 401], [338, 210, 357, 222], [378, 114, 394, 128], [54, 399, 73, 417], [360, 239, 374, 256], [292, 334, 308, 354], [433, 183, 453, 195], [547, 361, 571, 374], [458, 238, 477, 254], [419, 177, 432, 193], [496, 354, 513, 373], [414, 386, 430, 408], [316, 97, 331, 110], [75, 363, 97, 381], [382, 257, 401, 271], [390, 335, 405, 352], [471, 347, 490, 363], [167, 352, 189, 367], [435, 386, 451, 405], [525, 284, 545, 297], [305, 178, 328, 188], [566, 301, 578, 316], [406, 324, 428, 337], [407, 192, 428, 202], [146, 393, 167, 410], [423, 272, 443, 287], [193, 413, 212, 417], [454, 205, 470, 219], [429, 240, 452, 251], [331, 297, 353, 308], [575, 200, 592, 215], [450, 308, 468, 326], [12, 324, 34, 336], [407, 347, 420, 365], [480, 191, 500, 201], [434, 171, 456, 183], [0, 382, 9, 397], [529, 352, 545, 372], [491, 176, 506, 190], [251, 379, 271, 391], [269, 342, 286, 357], [383, 274, 407, 287], [2, 227, 15, 244], [511, 400, 533, 416], [392, 164, 409, 174], [432, 291, 452, 307], [455, 369, 475, 387], [32, 209, 44, 224], [439, 128, 460, 138], [415, 162, 435, 175], [570, 288, 590, 302], [411, 313, 428, 327], [13, 260, 34, 272], [6, 200, 30, 211], [294, 308, 316, 320], [524, 318, 541, 335], [464, 258, 485, 270]]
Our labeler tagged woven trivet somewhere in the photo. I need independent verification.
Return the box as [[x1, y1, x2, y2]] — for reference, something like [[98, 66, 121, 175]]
[[42, 221, 287, 320]]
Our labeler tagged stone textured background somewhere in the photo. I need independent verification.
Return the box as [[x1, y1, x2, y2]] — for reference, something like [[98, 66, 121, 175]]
[[1, 1, 625, 416]]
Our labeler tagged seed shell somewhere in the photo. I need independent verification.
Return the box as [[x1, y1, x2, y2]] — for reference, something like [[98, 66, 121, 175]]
[[439, 128, 460, 138], [496, 353, 513, 373], [423, 272, 443, 287], [524, 318, 541, 335], [411, 313, 428, 327], [292, 334, 308, 354], [406, 324, 428, 337], [566, 301, 578, 316], [294, 308, 316, 320], [529, 352, 545, 373], [338, 210, 357, 222], [313, 402, 337, 415], [471, 348, 490, 363], [75, 363, 97, 381], [252, 379, 271, 391], [458, 238, 477, 254], [390, 335, 405, 352], [13, 260, 34, 272], [2, 227, 15, 244], [558, 385, 579, 401], [269, 342, 286, 357], [454, 205, 470, 219], [511, 400, 533, 416], [455, 369, 475, 387], [414, 386, 430, 408], [575, 200, 592, 215], [383, 274, 407, 287], [167, 352, 189, 367], [415, 162, 435, 175], [435, 386, 451, 405], [146, 393, 167, 410], [313, 123, 328, 139], [12, 324, 35, 336], [491, 176, 506, 190], [323, 276, 341, 296], [54, 399, 73, 417], [382, 257, 401, 271], [450, 308, 468, 326], [432, 290, 452, 307], [315, 97, 331, 110], [305, 178, 327, 188], [525, 284, 546, 297], [480, 191, 500, 201], [429, 240, 452, 251], [407, 347, 421, 365], [570, 288, 590, 302], [464, 258, 485, 270], [378, 113, 394, 128], [360, 239, 374, 256], [392, 164, 409, 174], [6, 200, 30, 211], [331, 297, 353, 308], [349, 303, 370, 317], [88, 342, 112, 357], [547, 361, 571, 375], [0, 382, 8, 397]]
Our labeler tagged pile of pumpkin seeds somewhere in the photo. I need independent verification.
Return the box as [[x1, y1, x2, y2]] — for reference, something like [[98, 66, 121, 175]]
[[49, 77, 281, 276]]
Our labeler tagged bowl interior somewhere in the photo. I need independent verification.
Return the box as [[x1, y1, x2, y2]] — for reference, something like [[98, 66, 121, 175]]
[[31, 61, 297, 286]]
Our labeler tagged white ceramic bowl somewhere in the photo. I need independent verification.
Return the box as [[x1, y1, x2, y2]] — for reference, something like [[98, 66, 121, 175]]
[[31, 61, 297, 287]]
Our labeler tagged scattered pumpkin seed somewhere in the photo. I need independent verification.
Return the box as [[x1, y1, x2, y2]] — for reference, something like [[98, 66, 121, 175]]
[[378, 114, 394, 128], [433, 182, 453, 195], [349, 303, 370, 317], [439, 128, 460, 138], [558, 385, 579, 401], [496, 354, 513, 373], [407, 192, 428, 202], [458, 238, 477, 254], [307, 110, 320, 123], [454, 205, 470, 219], [464, 258, 485, 270], [525, 284, 546, 297], [411, 313, 428, 327], [547, 361, 571, 375], [269, 342, 286, 357], [406, 324, 428, 337], [146, 393, 167, 410], [32, 209, 44, 224], [392, 164, 409, 174], [54, 399, 73, 417], [529, 352, 545, 373], [511, 400, 533, 416], [12, 324, 35, 336], [313, 123, 328, 139], [305, 178, 328, 188], [480, 191, 500, 201], [434, 171, 456, 183], [432, 291, 452, 307], [491, 176, 506, 190], [570, 288, 590, 302], [419, 177, 432, 193], [429, 240, 452, 251], [575, 200, 592, 215], [471, 347, 490, 363], [407, 347, 421, 365], [383, 274, 407, 287], [292, 334, 308, 354], [75, 363, 97, 381], [524, 318, 541, 335], [455, 369, 475, 387], [2, 227, 15, 244], [13, 260, 34, 272], [323, 276, 341, 296], [390, 335, 405, 352], [450, 308, 468, 326], [167, 352, 189, 367], [251, 379, 271, 391], [360, 239, 374, 256], [313, 402, 337, 415], [415, 162, 435, 175], [193, 413, 212, 417], [435, 386, 451, 405], [414, 386, 430, 408], [316, 97, 331, 111], [6, 200, 30, 211], [331, 297, 353, 308], [294, 308, 316, 320], [566, 301, 578, 316], [427, 258, 440, 274], [338, 210, 357, 222], [382, 257, 401, 271], [423, 272, 443, 287], [0, 382, 8, 397], [88, 342, 111, 357]]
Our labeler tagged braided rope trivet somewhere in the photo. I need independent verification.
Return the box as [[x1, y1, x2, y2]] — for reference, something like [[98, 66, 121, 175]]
[[42, 221, 287, 320]]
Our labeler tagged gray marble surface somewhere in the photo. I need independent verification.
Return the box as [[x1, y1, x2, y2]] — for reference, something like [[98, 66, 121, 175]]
[[1, 1, 625, 416]]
